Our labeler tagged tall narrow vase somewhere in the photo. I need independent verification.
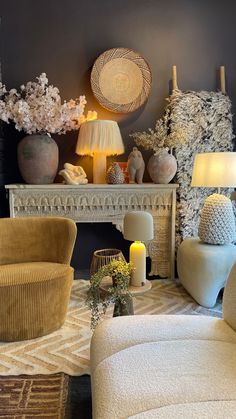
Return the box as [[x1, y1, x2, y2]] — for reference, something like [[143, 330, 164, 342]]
[[17, 134, 59, 184]]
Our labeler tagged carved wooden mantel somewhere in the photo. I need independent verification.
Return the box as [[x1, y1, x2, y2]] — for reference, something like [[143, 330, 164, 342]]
[[5, 183, 178, 280]]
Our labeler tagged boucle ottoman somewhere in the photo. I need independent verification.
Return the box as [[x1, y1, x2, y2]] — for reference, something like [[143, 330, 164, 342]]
[[177, 237, 236, 308], [91, 315, 236, 419], [91, 263, 236, 419]]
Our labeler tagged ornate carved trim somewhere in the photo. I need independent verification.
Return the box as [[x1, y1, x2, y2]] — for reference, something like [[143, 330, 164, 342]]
[[6, 184, 177, 279]]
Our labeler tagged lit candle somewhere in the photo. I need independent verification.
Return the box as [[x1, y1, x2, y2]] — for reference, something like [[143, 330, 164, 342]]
[[130, 241, 146, 287]]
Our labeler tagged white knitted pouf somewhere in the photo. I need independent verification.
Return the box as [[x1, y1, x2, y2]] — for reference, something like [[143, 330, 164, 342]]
[[199, 193, 236, 244]]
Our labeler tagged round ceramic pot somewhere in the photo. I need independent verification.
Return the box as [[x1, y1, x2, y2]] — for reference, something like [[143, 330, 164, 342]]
[[17, 134, 59, 184], [147, 149, 177, 184]]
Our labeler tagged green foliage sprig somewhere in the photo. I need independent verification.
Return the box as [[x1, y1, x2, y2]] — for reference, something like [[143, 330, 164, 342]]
[[86, 259, 133, 329]]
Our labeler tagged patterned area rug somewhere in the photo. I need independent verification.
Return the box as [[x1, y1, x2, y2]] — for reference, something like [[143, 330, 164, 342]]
[[0, 279, 222, 376], [0, 373, 68, 417]]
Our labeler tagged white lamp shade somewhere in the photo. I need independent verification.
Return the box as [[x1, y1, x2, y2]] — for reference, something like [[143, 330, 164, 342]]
[[76, 120, 124, 156], [191, 152, 236, 188], [123, 211, 154, 242]]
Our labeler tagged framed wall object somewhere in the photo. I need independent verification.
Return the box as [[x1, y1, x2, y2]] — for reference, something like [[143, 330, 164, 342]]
[[91, 48, 152, 113]]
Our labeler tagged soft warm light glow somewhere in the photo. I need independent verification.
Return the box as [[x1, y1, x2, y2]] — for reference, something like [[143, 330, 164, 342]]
[[76, 119, 124, 184], [93, 153, 107, 184], [191, 152, 236, 188], [123, 211, 154, 287], [76, 120, 124, 156], [130, 241, 146, 286]]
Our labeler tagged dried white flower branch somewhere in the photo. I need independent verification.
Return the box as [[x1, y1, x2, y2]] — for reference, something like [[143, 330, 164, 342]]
[[130, 106, 188, 153], [0, 73, 96, 135]]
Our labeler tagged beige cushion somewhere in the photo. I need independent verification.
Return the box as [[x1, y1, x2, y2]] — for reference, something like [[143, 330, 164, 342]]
[[91, 315, 236, 419], [223, 262, 236, 332], [129, 401, 236, 418]]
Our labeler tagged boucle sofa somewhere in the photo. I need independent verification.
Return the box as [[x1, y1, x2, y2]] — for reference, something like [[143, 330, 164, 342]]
[[91, 263, 236, 418]]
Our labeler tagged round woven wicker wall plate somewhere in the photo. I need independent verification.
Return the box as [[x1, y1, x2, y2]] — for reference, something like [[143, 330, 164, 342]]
[[91, 48, 152, 113]]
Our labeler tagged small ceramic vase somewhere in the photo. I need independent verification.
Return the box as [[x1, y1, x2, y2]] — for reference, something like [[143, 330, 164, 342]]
[[106, 162, 125, 184]]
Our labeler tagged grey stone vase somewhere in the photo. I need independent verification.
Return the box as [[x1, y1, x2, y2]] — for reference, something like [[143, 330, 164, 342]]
[[17, 134, 59, 184], [147, 149, 177, 184]]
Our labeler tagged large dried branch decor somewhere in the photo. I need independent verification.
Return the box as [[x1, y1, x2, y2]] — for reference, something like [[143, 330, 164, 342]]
[[169, 89, 234, 245], [130, 106, 188, 154], [131, 88, 234, 245]]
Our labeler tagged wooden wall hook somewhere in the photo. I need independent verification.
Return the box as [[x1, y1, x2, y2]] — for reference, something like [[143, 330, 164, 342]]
[[172, 65, 178, 91], [220, 65, 226, 93]]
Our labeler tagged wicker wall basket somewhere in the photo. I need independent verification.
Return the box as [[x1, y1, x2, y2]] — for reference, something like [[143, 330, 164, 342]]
[[90, 248, 125, 277], [91, 48, 152, 113]]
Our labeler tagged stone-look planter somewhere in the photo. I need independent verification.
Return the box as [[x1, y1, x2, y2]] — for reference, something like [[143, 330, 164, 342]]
[[17, 134, 59, 184], [147, 149, 177, 184]]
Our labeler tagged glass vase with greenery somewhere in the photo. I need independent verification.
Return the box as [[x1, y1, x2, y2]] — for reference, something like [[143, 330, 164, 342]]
[[86, 259, 133, 329]]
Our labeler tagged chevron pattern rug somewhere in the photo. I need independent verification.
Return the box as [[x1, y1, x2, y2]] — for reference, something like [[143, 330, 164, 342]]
[[0, 279, 222, 376]]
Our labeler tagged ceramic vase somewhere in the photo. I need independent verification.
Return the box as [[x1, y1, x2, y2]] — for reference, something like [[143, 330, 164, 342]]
[[147, 149, 177, 184], [17, 134, 59, 184], [106, 162, 125, 184]]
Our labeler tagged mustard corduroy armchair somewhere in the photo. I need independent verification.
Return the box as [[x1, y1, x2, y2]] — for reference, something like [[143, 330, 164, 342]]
[[0, 217, 77, 341]]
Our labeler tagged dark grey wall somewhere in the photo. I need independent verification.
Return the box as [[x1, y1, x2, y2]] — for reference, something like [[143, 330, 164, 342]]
[[1, 0, 236, 269]]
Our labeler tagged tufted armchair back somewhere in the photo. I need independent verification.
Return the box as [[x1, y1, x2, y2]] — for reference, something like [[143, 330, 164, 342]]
[[0, 217, 77, 265]]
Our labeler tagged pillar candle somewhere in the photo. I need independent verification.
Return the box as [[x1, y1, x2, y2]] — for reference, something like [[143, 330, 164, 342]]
[[130, 241, 146, 287]]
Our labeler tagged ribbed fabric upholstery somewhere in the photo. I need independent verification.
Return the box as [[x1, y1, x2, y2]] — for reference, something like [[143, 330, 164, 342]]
[[0, 217, 77, 265], [0, 217, 77, 341]]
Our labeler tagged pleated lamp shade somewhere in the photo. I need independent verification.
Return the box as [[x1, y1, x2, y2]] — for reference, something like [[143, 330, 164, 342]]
[[76, 120, 124, 183]]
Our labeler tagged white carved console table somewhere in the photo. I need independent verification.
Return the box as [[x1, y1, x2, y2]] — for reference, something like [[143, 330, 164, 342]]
[[5, 183, 178, 280]]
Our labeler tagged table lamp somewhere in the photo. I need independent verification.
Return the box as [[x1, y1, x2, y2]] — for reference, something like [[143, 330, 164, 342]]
[[123, 211, 154, 287], [76, 120, 124, 184], [191, 152, 236, 244]]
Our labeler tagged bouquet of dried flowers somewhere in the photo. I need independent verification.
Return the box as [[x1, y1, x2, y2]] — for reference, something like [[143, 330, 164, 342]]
[[130, 108, 188, 153], [0, 73, 96, 135]]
